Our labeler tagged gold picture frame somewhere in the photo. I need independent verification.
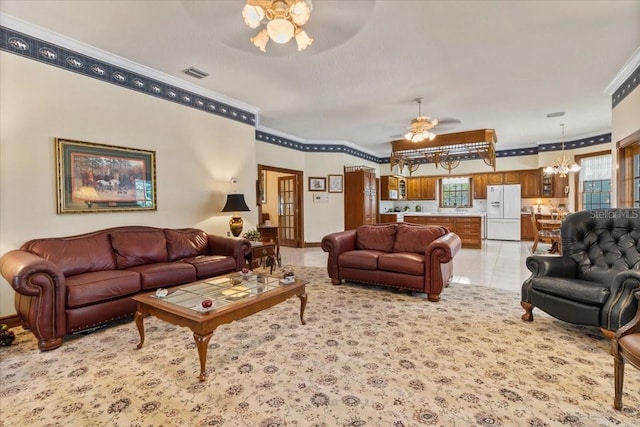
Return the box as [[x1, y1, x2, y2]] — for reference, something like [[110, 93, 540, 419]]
[[55, 138, 157, 214]]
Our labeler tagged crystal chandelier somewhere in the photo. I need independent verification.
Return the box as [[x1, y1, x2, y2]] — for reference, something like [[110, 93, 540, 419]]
[[242, 0, 313, 52], [404, 98, 438, 143], [543, 124, 580, 178]]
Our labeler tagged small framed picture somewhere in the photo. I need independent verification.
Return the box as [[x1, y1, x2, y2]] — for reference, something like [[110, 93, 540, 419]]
[[328, 174, 343, 193], [308, 177, 326, 192]]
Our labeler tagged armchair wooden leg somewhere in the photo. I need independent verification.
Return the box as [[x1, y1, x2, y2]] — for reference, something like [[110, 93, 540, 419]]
[[521, 301, 534, 322], [331, 278, 342, 285], [427, 293, 440, 302], [614, 353, 624, 410]]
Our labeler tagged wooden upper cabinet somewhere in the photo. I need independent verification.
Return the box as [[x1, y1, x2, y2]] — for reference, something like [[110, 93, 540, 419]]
[[487, 172, 504, 185], [552, 174, 569, 198], [421, 177, 436, 200], [407, 177, 436, 200], [380, 176, 398, 200], [407, 177, 422, 200], [521, 169, 542, 198], [473, 174, 487, 199], [504, 171, 520, 184]]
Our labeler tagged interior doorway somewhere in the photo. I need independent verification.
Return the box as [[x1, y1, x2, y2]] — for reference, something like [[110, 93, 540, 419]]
[[257, 164, 304, 248]]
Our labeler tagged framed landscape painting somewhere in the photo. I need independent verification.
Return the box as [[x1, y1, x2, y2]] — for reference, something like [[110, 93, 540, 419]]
[[55, 138, 157, 214]]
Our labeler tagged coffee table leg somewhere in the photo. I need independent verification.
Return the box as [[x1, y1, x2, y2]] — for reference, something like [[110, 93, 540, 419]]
[[134, 310, 145, 349], [194, 332, 213, 381], [297, 293, 307, 325]]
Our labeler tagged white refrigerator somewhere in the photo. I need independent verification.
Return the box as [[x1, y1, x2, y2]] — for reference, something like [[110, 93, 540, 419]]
[[486, 184, 521, 240]]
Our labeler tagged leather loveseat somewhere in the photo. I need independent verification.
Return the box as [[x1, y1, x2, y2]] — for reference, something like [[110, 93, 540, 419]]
[[0, 226, 251, 350], [321, 223, 461, 301], [521, 208, 640, 337]]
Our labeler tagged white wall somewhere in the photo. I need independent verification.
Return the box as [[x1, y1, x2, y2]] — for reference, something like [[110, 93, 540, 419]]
[[0, 52, 257, 316]]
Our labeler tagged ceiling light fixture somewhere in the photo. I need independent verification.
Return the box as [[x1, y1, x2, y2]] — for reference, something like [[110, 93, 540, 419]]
[[403, 98, 439, 143], [543, 124, 581, 178], [242, 0, 313, 52]]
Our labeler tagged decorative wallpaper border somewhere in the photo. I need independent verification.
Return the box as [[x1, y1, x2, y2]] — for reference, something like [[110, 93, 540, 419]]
[[0, 26, 255, 126], [0, 24, 613, 166], [612, 64, 640, 108]]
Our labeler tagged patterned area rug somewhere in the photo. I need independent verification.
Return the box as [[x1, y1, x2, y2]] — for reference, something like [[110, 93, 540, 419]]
[[1, 266, 639, 426]]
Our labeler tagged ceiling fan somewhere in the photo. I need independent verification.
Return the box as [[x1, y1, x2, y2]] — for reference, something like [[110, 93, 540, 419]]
[[391, 98, 461, 142]]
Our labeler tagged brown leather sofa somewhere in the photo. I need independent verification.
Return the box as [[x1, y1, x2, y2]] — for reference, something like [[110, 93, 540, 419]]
[[0, 226, 251, 350], [321, 223, 461, 301]]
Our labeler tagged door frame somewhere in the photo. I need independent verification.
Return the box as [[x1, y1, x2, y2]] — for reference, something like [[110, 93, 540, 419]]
[[257, 164, 305, 248]]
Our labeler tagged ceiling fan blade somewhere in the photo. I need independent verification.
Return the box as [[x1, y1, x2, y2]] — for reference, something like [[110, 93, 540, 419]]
[[437, 117, 462, 126]]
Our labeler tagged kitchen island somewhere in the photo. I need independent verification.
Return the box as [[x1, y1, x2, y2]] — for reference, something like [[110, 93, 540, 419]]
[[382, 212, 484, 249]]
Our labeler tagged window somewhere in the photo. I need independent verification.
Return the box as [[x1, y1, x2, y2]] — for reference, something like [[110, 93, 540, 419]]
[[578, 154, 611, 210], [441, 177, 470, 208]]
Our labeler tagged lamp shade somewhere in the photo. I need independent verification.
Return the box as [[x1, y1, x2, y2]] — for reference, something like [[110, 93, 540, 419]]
[[221, 194, 250, 212]]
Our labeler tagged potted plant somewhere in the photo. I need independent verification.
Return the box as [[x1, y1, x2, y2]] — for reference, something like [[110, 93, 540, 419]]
[[242, 229, 261, 243]]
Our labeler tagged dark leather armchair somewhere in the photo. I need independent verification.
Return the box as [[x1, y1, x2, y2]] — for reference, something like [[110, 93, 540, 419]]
[[613, 293, 640, 410], [521, 209, 640, 337]]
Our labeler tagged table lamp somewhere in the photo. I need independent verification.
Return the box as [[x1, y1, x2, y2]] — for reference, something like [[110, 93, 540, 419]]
[[221, 194, 250, 237]]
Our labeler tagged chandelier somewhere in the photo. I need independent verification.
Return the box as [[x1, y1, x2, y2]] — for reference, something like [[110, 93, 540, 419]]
[[404, 98, 438, 143], [543, 124, 580, 178], [242, 0, 313, 52], [390, 129, 497, 175]]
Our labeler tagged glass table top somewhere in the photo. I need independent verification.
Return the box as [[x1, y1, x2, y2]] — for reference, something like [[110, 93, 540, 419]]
[[154, 273, 283, 313]]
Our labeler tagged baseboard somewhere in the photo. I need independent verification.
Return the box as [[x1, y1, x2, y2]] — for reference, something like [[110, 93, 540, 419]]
[[304, 242, 322, 248], [0, 314, 21, 329]]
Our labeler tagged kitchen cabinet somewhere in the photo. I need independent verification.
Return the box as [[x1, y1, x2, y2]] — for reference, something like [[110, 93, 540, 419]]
[[344, 167, 377, 230], [403, 215, 426, 224], [379, 214, 399, 223], [473, 174, 487, 199], [422, 215, 481, 248], [504, 171, 520, 184], [541, 172, 568, 198], [380, 176, 398, 200], [521, 213, 536, 240], [521, 169, 542, 198], [397, 178, 407, 200], [407, 177, 436, 200], [487, 173, 504, 185]]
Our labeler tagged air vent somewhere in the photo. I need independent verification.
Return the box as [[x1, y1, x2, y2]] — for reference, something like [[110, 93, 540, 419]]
[[182, 67, 209, 79]]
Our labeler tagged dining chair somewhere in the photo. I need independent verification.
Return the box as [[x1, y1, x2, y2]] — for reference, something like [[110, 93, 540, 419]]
[[613, 293, 640, 410], [530, 212, 561, 253]]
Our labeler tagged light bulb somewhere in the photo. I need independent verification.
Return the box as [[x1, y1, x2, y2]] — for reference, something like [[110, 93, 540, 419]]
[[267, 18, 294, 44]]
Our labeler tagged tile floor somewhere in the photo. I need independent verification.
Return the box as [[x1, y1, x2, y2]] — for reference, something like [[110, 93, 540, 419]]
[[280, 239, 548, 293]]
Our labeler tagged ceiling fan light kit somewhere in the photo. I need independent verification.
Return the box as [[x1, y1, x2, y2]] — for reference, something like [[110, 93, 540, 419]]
[[243, 0, 313, 52], [403, 98, 438, 143]]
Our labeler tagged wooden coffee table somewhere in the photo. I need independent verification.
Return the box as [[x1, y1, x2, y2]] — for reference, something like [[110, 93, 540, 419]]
[[132, 272, 307, 381]]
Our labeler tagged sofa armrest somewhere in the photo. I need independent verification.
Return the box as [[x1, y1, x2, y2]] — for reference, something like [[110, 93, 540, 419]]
[[525, 255, 578, 279], [207, 235, 252, 271], [321, 230, 357, 280], [0, 249, 67, 350], [602, 272, 640, 332], [424, 232, 462, 296]]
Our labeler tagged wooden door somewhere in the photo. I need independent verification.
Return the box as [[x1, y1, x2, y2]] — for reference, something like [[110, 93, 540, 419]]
[[278, 175, 299, 247]]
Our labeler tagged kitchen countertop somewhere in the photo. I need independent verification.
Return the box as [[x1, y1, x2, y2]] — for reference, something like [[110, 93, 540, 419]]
[[386, 212, 486, 217]]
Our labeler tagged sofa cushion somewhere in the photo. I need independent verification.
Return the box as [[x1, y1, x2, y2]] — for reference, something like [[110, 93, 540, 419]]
[[531, 277, 610, 305], [339, 250, 384, 271], [182, 255, 236, 279], [393, 224, 445, 254], [28, 234, 116, 277], [165, 229, 209, 262], [378, 252, 425, 275], [127, 262, 196, 290], [66, 270, 141, 308], [356, 225, 396, 252], [110, 230, 168, 269]]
